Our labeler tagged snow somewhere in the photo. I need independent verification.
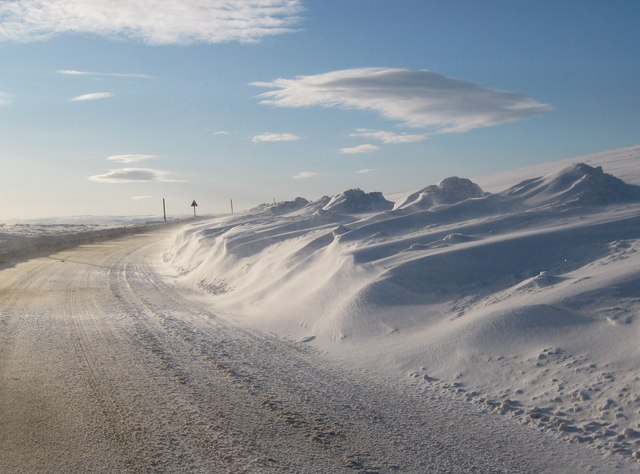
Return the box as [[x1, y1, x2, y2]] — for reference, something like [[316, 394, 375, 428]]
[[163, 144, 640, 463], [322, 188, 394, 213], [395, 176, 487, 210], [4, 231, 628, 472], [0, 216, 169, 268]]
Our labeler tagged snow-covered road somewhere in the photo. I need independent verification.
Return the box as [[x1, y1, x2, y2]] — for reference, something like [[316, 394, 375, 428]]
[[0, 227, 633, 472]]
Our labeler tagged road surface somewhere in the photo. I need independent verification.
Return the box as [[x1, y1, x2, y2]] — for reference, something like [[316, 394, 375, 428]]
[[0, 227, 634, 472]]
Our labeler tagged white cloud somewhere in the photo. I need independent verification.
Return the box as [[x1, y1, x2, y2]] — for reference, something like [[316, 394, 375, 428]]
[[71, 92, 113, 101], [57, 69, 152, 79], [212, 130, 231, 136], [350, 128, 427, 144], [252, 132, 301, 143], [254, 68, 552, 133], [89, 168, 179, 183], [107, 154, 155, 163], [0, 1, 303, 45], [293, 171, 320, 180], [339, 144, 380, 155], [132, 195, 152, 200], [357, 168, 375, 174], [0, 92, 10, 106]]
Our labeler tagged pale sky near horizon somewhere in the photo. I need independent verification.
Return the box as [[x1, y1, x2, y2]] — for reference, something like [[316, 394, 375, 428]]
[[0, 0, 639, 220]]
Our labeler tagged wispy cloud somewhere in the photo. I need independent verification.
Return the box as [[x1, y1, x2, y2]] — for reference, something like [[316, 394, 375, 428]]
[[357, 168, 375, 174], [293, 171, 320, 180], [57, 69, 153, 79], [107, 154, 155, 163], [252, 132, 301, 143], [132, 195, 152, 200], [0, 92, 10, 106], [339, 144, 380, 155], [71, 92, 113, 101], [89, 168, 180, 183], [254, 68, 552, 134], [350, 128, 427, 144], [0, 1, 303, 45], [212, 130, 231, 136]]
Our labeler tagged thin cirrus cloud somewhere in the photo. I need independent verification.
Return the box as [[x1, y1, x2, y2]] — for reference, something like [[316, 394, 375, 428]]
[[253, 67, 552, 134], [350, 128, 427, 144], [0, 0, 303, 45], [71, 92, 113, 101], [107, 154, 155, 163], [57, 69, 153, 79], [252, 132, 301, 143], [339, 144, 380, 155], [132, 195, 152, 200], [89, 168, 180, 184], [0, 92, 10, 105], [357, 168, 375, 174], [293, 171, 320, 180]]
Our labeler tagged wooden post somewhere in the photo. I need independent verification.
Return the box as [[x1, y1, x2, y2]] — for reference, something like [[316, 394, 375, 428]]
[[163, 198, 166, 222], [230, 199, 234, 214]]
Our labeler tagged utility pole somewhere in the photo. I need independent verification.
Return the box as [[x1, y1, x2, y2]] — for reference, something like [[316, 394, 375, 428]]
[[163, 198, 167, 222]]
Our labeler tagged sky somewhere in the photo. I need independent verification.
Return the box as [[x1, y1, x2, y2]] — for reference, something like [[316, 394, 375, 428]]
[[0, 0, 639, 220]]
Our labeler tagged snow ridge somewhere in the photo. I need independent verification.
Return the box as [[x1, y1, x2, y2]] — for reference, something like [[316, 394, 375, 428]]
[[165, 148, 640, 463], [500, 162, 640, 207]]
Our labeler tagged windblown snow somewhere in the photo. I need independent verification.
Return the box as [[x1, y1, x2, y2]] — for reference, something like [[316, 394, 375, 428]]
[[164, 144, 640, 462]]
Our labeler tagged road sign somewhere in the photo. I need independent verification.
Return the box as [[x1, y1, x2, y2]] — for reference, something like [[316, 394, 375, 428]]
[[191, 200, 198, 217]]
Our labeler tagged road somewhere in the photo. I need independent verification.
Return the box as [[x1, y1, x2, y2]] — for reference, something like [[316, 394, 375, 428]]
[[0, 227, 634, 472]]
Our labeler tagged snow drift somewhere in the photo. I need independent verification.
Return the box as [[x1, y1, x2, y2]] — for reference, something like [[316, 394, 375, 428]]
[[164, 147, 640, 462], [395, 176, 487, 210], [322, 188, 394, 213]]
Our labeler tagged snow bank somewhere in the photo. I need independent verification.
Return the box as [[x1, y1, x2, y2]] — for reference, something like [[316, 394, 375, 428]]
[[164, 147, 640, 462]]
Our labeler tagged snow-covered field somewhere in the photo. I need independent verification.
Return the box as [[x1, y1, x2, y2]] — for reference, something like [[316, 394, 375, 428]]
[[0, 216, 169, 267], [164, 144, 640, 462]]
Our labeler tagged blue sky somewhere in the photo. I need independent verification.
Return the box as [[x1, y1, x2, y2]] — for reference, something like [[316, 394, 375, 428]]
[[0, 0, 639, 220]]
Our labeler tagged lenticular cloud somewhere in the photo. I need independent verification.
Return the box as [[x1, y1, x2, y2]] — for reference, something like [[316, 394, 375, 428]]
[[0, 0, 303, 44], [89, 168, 176, 183], [254, 68, 552, 133]]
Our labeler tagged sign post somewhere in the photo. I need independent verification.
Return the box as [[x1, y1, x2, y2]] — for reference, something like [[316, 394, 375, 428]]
[[191, 200, 198, 217]]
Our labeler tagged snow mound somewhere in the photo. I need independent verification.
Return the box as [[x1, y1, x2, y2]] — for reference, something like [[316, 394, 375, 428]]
[[475, 144, 640, 192], [305, 196, 332, 214], [251, 197, 309, 215], [396, 176, 487, 210], [500, 163, 640, 207], [322, 188, 393, 214]]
